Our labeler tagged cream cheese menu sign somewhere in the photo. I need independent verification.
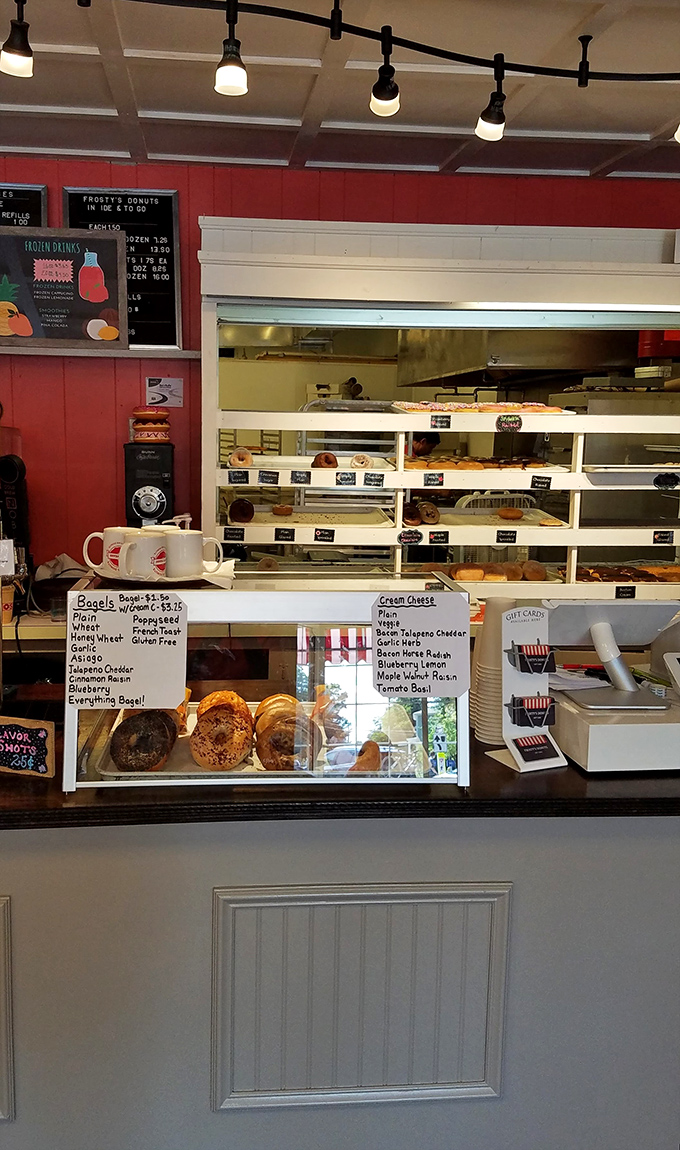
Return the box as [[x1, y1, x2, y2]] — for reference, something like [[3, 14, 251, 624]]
[[66, 590, 187, 709], [371, 592, 470, 697]]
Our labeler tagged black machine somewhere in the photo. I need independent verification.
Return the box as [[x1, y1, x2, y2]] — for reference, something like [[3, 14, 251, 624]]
[[124, 443, 174, 526], [0, 453, 30, 569]]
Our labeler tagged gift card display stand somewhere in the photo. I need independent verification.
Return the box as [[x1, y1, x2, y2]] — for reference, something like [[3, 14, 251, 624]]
[[485, 606, 566, 773]]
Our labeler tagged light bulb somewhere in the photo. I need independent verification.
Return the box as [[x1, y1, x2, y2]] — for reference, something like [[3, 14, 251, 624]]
[[674, 122, 680, 144], [214, 38, 248, 96], [0, 19, 32, 77], [475, 116, 505, 141], [370, 90, 400, 117], [370, 63, 399, 118], [474, 91, 505, 141]]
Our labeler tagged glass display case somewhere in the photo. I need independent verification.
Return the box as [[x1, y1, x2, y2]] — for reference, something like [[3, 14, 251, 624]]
[[63, 586, 469, 790]]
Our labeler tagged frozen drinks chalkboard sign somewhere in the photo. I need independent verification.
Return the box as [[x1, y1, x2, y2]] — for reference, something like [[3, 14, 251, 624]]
[[63, 188, 181, 348], [0, 227, 127, 348]]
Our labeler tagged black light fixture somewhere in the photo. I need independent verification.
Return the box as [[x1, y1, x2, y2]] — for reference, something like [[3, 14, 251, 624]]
[[475, 52, 505, 141], [0, 0, 32, 78], [370, 24, 400, 117], [214, 0, 248, 96], [578, 34, 592, 88], [329, 0, 342, 41]]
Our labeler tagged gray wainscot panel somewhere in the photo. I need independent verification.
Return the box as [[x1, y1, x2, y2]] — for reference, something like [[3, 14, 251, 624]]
[[212, 882, 511, 1109], [0, 897, 14, 1121]]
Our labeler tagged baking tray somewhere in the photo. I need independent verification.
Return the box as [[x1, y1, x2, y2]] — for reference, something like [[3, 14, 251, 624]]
[[438, 507, 568, 528], [246, 509, 392, 526]]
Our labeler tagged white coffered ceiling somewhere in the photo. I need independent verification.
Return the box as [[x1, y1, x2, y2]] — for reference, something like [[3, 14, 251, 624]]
[[3, 0, 680, 176]]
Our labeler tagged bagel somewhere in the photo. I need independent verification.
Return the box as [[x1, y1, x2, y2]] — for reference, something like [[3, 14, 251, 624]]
[[348, 740, 382, 773], [418, 501, 440, 525], [254, 693, 299, 723], [312, 452, 338, 468], [190, 692, 253, 771], [230, 498, 255, 523], [255, 698, 303, 735], [257, 556, 280, 571], [197, 690, 252, 722], [110, 711, 177, 773], [228, 448, 254, 467], [256, 713, 312, 771]]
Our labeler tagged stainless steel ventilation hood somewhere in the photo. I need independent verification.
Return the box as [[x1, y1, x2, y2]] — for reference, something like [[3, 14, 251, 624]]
[[397, 328, 639, 388]]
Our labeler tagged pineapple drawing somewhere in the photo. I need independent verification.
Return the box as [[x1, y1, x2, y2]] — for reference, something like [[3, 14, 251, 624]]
[[0, 275, 32, 336]]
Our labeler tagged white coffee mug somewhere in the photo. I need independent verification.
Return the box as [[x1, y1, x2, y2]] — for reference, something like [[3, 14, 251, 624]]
[[165, 530, 223, 578], [119, 531, 167, 579], [83, 527, 139, 574], [141, 524, 181, 534]]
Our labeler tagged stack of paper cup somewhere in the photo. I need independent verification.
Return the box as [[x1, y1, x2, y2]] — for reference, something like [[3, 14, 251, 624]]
[[471, 598, 515, 745]]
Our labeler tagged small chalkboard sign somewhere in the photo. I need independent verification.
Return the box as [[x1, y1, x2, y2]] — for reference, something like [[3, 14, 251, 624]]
[[64, 187, 181, 348], [336, 472, 357, 486], [496, 529, 518, 544], [430, 415, 451, 430], [653, 473, 680, 490], [291, 470, 311, 485], [653, 530, 675, 545], [424, 472, 444, 487], [398, 529, 424, 545], [258, 469, 279, 486], [275, 527, 295, 542], [228, 469, 249, 485], [531, 474, 552, 490], [616, 585, 636, 599], [0, 716, 55, 778], [496, 414, 522, 433], [364, 471, 384, 488], [429, 530, 449, 545], [0, 184, 47, 228], [224, 526, 246, 542], [314, 528, 335, 542]]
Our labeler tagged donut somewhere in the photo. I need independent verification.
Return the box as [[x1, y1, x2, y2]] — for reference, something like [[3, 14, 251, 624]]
[[228, 448, 254, 467], [350, 453, 373, 469], [312, 452, 338, 468], [403, 502, 422, 527], [522, 560, 547, 581], [257, 556, 280, 571], [132, 406, 170, 422], [132, 424, 171, 443], [483, 564, 508, 582], [502, 562, 524, 581], [404, 458, 427, 469], [539, 517, 562, 527], [190, 692, 253, 771], [230, 498, 255, 523], [272, 504, 293, 516], [454, 460, 486, 471], [348, 740, 382, 773], [498, 507, 524, 520], [450, 564, 485, 581], [256, 713, 312, 771], [418, 501, 440, 525], [254, 693, 299, 723], [110, 711, 177, 772]]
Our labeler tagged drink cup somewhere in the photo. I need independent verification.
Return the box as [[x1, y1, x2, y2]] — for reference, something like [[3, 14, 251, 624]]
[[83, 527, 140, 575], [119, 531, 166, 579], [165, 530, 223, 578]]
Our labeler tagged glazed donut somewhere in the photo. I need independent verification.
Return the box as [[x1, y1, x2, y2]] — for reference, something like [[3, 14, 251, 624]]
[[312, 452, 338, 469], [272, 504, 293, 516], [254, 693, 299, 723], [228, 448, 254, 467], [348, 740, 382, 773], [350, 453, 373, 469], [230, 498, 255, 523], [403, 502, 422, 527], [418, 501, 440, 525], [404, 458, 427, 470], [454, 460, 486, 471], [498, 507, 524, 520], [257, 556, 280, 571], [256, 713, 312, 771], [110, 711, 177, 772], [190, 693, 253, 771]]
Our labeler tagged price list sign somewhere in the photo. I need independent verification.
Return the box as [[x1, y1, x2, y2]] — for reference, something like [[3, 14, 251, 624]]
[[0, 183, 46, 228], [63, 188, 181, 348], [371, 592, 469, 697]]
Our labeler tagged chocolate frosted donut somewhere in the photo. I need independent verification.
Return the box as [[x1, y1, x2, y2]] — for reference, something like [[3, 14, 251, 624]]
[[110, 711, 177, 772], [312, 452, 338, 468], [230, 498, 255, 523], [403, 502, 422, 527], [418, 501, 440, 525]]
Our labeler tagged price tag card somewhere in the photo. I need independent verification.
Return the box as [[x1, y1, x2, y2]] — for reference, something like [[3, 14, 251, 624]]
[[223, 527, 246, 542], [227, 469, 249, 485], [424, 472, 444, 487], [398, 529, 423, 545], [364, 471, 385, 488], [616, 585, 636, 599], [430, 415, 451, 430], [314, 528, 335, 542], [336, 472, 357, 486], [429, 530, 449, 545], [496, 414, 522, 432], [496, 529, 518, 544], [274, 527, 295, 542], [531, 474, 552, 490], [258, 469, 280, 486], [0, 538, 15, 576], [66, 590, 188, 710], [653, 530, 675, 545], [291, 470, 311, 485], [371, 592, 469, 697], [0, 716, 55, 778]]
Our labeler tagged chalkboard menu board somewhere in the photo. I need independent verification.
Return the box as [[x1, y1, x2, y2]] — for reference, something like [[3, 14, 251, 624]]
[[0, 184, 46, 228], [63, 188, 181, 348], [0, 227, 127, 348]]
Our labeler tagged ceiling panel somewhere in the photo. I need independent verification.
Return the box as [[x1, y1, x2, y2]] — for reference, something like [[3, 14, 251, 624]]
[[142, 120, 297, 161], [509, 78, 680, 137], [615, 143, 680, 175], [0, 112, 129, 153], [586, 6, 680, 73], [465, 137, 634, 172], [0, 58, 113, 109], [310, 128, 455, 168], [129, 58, 313, 119]]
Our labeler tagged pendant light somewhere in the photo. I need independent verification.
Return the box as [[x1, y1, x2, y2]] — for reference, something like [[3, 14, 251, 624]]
[[475, 52, 505, 141], [215, 0, 248, 96], [370, 24, 400, 117], [0, 0, 32, 78]]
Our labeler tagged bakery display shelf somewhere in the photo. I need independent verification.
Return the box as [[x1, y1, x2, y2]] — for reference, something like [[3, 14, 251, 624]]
[[217, 456, 396, 490], [441, 575, 680, 600], [222, 508, 395, 546], [218, 410, 680, 435]]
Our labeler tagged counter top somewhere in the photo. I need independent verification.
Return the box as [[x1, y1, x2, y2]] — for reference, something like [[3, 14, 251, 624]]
[[0, 740, 678, 828]]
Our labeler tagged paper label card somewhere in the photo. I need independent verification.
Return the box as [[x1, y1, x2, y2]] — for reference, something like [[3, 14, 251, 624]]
[[145, 376, 183, 407], [0, 538, 15, 576], [372, 592, 469, 698], [66, 590, 187, 709]]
